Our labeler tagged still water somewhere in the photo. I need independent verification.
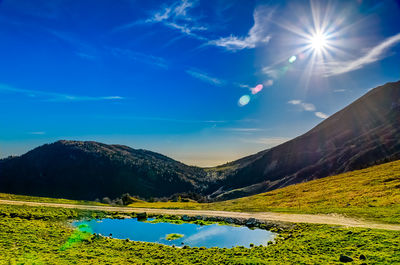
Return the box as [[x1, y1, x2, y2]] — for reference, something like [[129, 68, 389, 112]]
[[73, 218, 275, 248]]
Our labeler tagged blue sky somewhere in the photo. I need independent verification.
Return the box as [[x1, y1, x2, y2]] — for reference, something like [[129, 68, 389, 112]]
[[1, 0, 400, 166]]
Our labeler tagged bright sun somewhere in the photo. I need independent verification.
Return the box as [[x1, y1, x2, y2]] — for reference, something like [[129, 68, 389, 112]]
[[310, 33, 327, 51]]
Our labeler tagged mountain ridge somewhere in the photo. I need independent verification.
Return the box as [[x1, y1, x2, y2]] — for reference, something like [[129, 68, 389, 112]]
[[1, 80, 399, 201]]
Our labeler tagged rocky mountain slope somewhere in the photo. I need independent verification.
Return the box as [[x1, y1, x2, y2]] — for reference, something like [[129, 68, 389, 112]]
[[210, 80, 400, 199]]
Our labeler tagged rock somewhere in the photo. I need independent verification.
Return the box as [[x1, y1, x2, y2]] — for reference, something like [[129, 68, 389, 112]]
[[339, 255, 353, 262], [136, 212, 147, 220], [225, 217, 235, 223], [245, 218, 258, 227], [359, 254, 366, 260]]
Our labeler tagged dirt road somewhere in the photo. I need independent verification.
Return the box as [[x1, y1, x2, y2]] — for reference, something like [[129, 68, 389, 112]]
[[1, 199, 399, 231]]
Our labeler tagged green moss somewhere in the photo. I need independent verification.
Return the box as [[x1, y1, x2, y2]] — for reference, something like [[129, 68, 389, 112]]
[[0, 204, 399, 264], [165, 233, 184, 241]]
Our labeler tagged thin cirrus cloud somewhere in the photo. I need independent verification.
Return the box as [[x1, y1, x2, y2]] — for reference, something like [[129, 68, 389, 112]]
[[28, 132, 46, 135], [223, 128, 265, 132], [288, 100, 329, 119], [48, 29, 168, 69], [115, 0, 207, 40], [242, 137, 290, 147], [208, 6, 273, 51], [0, 84, 124, 102], [323, 32, 400, 77], [186, 69, 224, 86], [288, 100, 316, 111]]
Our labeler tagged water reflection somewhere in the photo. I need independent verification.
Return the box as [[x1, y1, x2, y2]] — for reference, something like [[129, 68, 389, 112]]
[[73, 218, 275, 248]]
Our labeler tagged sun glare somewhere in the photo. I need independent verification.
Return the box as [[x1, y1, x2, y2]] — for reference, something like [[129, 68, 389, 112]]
[[310, 33, 327, 51]]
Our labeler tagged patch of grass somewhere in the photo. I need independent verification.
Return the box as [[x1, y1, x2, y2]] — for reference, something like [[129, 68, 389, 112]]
[[0, 204, 399, 264], [165, 233, 184, 241], [0, 192, 105, 206], [129, 160, 400, 223]]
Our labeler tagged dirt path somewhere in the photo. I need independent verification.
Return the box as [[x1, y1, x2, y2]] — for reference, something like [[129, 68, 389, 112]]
[[1, 199, 399, 231]]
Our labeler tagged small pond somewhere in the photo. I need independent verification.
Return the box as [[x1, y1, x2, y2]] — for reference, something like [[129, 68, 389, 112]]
[[73, 218, 275, 248]]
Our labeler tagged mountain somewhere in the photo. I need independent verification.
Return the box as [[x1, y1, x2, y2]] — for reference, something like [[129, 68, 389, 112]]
[[0, 140, 210, 200], [0, 81, 399, 201], [209, 80, 400, 199]]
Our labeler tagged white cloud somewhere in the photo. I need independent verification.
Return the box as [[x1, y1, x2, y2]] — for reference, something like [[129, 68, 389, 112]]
[[242, 137, 290, 146], [333, 89, 346, 93], [288, 100, 316, 111], [224, 128, 264, 132], [116, 0, 206, 40], [173, 0, 194, 17], [262, 66, 279, 79], [184, 226, 227, 243], [0, 84, 124, 102], [288, 99, 301, 105], [29, 132, 46, 135], [323, 32, 400, 76], [186, 69, 224, 86], [315, 112, 329, 119], [208, 6, 273, 51]]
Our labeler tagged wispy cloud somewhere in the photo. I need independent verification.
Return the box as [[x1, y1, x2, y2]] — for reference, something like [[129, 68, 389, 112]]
[[288, 100, 316, 111], [75, 52, 96, 60], [116, 0, 207, 40], [0, 84, 124, 102], [333, 89, 346, 93], [288, 100, 329, 119], [262, 66, 280, 79], [223, 128, 264, 132], [208, 6, 273, 51], [315, 112, 329, 119], [186, 69, 224, 86], [28, 131, 46, 135], [242, 137, 290, 146], [184, 226, 227, 243], [47, 30, 97, 60], [323, 32, 400, 76], [110, 48, 168, 69]]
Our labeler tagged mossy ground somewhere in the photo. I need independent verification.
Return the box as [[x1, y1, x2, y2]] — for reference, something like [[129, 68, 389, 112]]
[[0, 204, 399, 264], [165, 233, 184, 241], [128, 160, 400, 224], [0, 192, 105, 206]]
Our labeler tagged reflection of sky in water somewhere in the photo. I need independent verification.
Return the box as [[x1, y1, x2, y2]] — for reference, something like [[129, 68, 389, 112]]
[[73, 218, 275, 248]]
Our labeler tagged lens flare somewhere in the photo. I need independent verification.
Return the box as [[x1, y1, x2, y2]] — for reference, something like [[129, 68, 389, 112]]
[[238, 95, 250, 106], [251, 84, 263, 94], [288, 55, 297, 63]]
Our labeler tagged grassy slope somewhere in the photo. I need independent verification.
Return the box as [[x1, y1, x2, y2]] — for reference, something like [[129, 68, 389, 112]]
[[1, 204, 399, 264], [1, 160, 399, 223], [0, 193, 105, 206], [128, 160, 400, 224]]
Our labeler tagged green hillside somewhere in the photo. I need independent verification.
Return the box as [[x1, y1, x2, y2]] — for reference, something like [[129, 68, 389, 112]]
[[130, 160, 400, 223]]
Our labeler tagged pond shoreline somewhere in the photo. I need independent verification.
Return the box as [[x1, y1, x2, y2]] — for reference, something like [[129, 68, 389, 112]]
[[73, 216, 277, 248]]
